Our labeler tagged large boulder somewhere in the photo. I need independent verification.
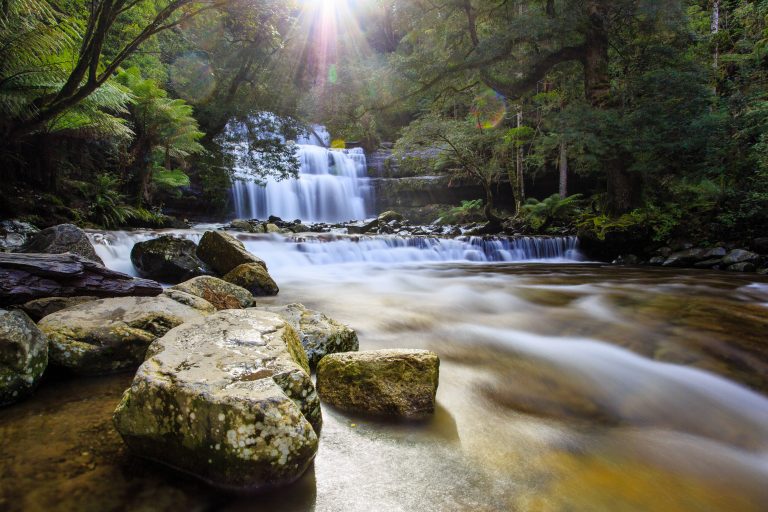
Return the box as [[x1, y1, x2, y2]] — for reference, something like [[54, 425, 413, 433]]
[[0, 310, 48, 406], [130, 235, 210, 283], [0, 253, 162, 307], [113, 309, 321, 491], [0, 220, 39, 252], [662, 248, 707, 267], [196, 231, 266, 275], [18, 296, 99, 321], [722, 249, 760, 266], [20, 224, 103, 264], [316, 349, 439, 419], [171, 276, 254, 310], [378, 211, 405, 224], [259, 303, 358, 369], [223, 263, 279, 297], [38, 295, 208, 375]]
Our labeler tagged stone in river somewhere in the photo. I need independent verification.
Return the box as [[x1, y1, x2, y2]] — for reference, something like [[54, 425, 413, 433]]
[[316, 349, 439, 419], [196, 231, 266, 275], [20, 223, 103, 264], [171, 276, 254, 310], [19, 295, 99, 321], [223, 263, 279, 297], [38, 295, 208, 375], [113, 309, 320, 491], [0, 310, 48, 406], [130, 235, 210, 283]]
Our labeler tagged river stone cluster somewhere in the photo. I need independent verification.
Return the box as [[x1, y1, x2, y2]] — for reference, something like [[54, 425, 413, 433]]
[[259, 303, 358, 369], [317, 349, 440, 419], [0, 310, 48, 405], [113, 309, 321, 490], [38, 294, 210, 375]]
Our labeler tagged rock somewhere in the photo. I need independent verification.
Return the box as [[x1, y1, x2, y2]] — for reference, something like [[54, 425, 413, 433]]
[[266, 223, 281, 233], [693, 259, 723, 270], [196, 231, 266, 275], [38, 295, 207, 375], [753, 237, 768, 254], [758, 268, 768, 275], [378, 211, 405, 224], [0, 253, 162, 307], [727, 262, 756, 273], [316, 349, 439, 419], [722, 249, 760, 266], [130, 235, 210, 284], [662, 248, 707, 267], [346, 219, 379, 235], [657, 247, 672, 258], [20, 224, 103, 264], [290, 224, 311, 233], [0, 310, 48, 406], [259, 304, 358, 369], [614, 254, 640, 265], [230, 219, 256, 233], [171, 276, 254, 310], [649, 256, 666, 266], [18, 296, 99, 321], [113, 309, 320, 490], [161, 289, 216, 313], [0, 220, 39, 252], [223, 263, 279, 297], [700, 247, 727, 259]]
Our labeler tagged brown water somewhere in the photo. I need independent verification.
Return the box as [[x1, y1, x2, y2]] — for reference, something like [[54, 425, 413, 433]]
[[2, 263, 768, 511]]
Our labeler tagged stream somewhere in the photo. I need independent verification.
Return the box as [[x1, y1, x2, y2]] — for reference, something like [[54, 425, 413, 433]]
[[1, 229, 768, 511]]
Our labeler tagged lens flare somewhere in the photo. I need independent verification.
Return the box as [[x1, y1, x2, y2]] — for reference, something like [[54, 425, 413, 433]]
[[170, 53, 216, 104], [470, 88, 507, 129]]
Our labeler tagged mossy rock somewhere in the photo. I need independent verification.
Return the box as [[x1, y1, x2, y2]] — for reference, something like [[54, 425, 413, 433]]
[[19, 295, 99, 321], [20, 223, 103, 265], [0, 310, 48, 406], [196, 231, 266, 275], [130, 235, 210, 283], [316, 349, 439, 419], [113, 309, 321, 491], [171, 276, 254, 310], [259, 303, 358, 369], [223, 263, 279, 297], [378, 211, 405, 224], [38, 295, 208, 375]]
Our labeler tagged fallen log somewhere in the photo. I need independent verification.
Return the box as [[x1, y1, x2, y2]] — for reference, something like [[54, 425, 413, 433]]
[[0, 253, 162, 306]]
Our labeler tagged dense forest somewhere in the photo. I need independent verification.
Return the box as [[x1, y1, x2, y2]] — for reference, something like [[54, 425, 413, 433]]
[[1, 0, 767, 250]]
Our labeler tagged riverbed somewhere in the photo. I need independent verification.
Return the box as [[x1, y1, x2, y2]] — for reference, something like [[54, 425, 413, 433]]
[[2, 233, 768, 511]]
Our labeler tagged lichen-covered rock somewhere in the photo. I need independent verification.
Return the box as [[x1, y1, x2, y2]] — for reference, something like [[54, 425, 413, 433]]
[[260, 303, 358, 369], [230, 219, 256, 233], [171, 276, 254, 310], [20, 224, 103, 264], [38, 296, 207, 375], [113, 309, 321, 490], [196, 231, 266, 275], [19, 296, 99, 321], [266, 223, 281, 234], [378, 211, 405, 224], [130, 235, 210, 283], [223, 263, 279, 297], [0, 310, 48, 405], [161, 289, 216, 313], [316, 349, 439, 419]]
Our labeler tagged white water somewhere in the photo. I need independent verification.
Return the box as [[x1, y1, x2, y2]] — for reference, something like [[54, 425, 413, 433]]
[[230, 145, 373, 223]]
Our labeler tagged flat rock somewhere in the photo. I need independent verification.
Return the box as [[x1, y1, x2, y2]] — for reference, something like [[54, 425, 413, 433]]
[[38, 295, 208, 375], [223, 263, 279, 297], [196, 231, 266, 275], [18, 296, 99, 321], [171, 276, 254, 310], [0, 310, 48, 405], [259, 304, 358, 370], [316, 349, 439, 419], [113, 309, 321, 491], [20, 224, 103, 264], [130, 235, 210, 283]]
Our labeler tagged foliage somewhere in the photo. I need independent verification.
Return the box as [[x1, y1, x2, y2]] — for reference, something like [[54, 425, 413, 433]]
[[87, 174, 138, 228], [438, 200, 485, 225], [522, 194, 583, 231]]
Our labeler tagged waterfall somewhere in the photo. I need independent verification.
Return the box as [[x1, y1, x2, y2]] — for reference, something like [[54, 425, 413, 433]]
[[230, 137, 374, 223]]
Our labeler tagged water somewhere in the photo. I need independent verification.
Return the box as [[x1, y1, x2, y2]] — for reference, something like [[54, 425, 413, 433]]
[[3, 230, 768, 511], [230, 145, 373, 223]]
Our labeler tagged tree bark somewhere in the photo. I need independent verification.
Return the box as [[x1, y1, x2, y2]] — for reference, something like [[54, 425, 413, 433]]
[[559, 141, 568, 198]]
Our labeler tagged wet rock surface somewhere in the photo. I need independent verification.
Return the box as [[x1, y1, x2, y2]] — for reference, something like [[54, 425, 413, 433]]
[[113, 309, 321, 490], [317, 349, 440, 419], [38, 295, 207, 375], [130, 235, 210, 283], [171, 276, 254, 310], [20, 224, 103, 264], [258, 303, 358, 369], [196, 231, 266, 275], [0, 310, 48, 406], [223, 263, 279, 297]]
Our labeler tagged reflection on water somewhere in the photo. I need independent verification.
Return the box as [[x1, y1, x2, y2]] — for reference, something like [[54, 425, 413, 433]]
[[2, 261, 768, 511]]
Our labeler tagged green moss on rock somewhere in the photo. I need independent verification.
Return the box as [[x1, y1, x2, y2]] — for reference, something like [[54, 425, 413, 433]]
[[0, 310, 48, 405], [171, 276, 254, 310], [223, 263, 279, 297], [196, 231, 266, 275]]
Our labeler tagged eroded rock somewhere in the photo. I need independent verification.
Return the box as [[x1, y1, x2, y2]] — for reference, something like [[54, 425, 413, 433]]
[[171, 276, 254, 310], [130, 235, 210, 283], [38, 296, 207, 375], [316, 349, 439, 419], [0, 310, 48, 405], [223, 263, 279, 297], [113, 309, 321, 490], [196, 231, 266, 275]]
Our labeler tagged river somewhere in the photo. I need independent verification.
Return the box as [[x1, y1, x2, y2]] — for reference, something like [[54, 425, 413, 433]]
[[1, 229, 767, 511]]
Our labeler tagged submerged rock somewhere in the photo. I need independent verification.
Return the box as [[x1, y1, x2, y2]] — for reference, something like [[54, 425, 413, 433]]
[[259, 303, 358, 369], [38, 295, 207, 375], [0, 310, 48, 406], [171, 276, 254, 310], [130, 235, 210, 283], [113, 309, 321, 490], [197, 231, 266, 275], [223, 263, 279, 297], [316, 349, 439, 419], [20, 224, 103, 264], [19, 296, 99, 321]]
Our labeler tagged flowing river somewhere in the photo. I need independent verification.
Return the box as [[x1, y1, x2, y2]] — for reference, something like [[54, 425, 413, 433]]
[[2, 229, 768, 511]]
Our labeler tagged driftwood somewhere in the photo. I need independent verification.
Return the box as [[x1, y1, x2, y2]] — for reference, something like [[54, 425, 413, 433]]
[[0, 252, 162, 306]]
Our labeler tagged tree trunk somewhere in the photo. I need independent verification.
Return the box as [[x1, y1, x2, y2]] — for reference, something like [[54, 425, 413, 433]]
[[558, 141, 568, 198]]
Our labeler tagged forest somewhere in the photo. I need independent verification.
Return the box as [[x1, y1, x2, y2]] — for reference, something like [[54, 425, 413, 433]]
[[1, 0, 766, 250]]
